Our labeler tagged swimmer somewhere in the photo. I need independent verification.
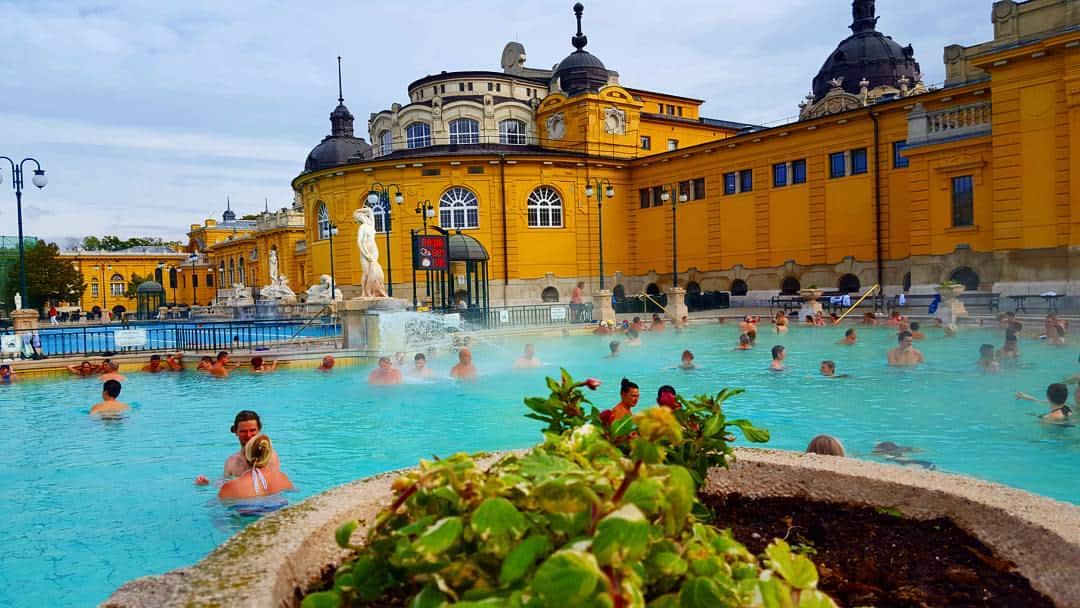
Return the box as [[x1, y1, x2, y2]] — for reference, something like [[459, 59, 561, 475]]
[[675, 315, 689, 331], [98, 360, 126, 382], [813, 311, 827, 327], [606, 341, 621, 358], [90, 379, 131, 417], [773, 311, 789, 334], [977, 344, 1000, 373], [885, 309, 904, 326], [316, 355, 335, 372], [624, 328, 642, 346], [679, 350, 695, 370], [369, 356, 403, 385], [909, 321, 925, 340], [819, 360, 847, 378], [736, 333, 753, 350], [1016, 383, 1074, 423], [0, 364, 15, 384], [514, 344, 542, 369], [804, 314, 816, 326], [166, 353, 184, 372], [209, 352, 232, 378], [829, 312, 840, 325], [861, 311, 878, 326], [806, 435, 845, 456], [1047, 324, 1067, 346], [195, 410, 280, 485], [196, 356, 214, 372], [998, 311, 1017, 329], [656, 384, 679, 409], [250, 356, 278, 373], [630, 316, 645, 333], [887, 331, 924, 367], [838, 328, 857, 345], [739, 315, 758, 335], [217, 434, 293, 499], [411, 353, 434, 378], [142, 354, 165, 373], [450, 348, 478, 381], [1045, 313, 1065, 338], [997, 330, 1020, 361], [650, 313, 666, 332], [593, 321, 613, 336], [67, 360, 99, 377], [599, 378, 640, 425], [770, 345, 786, 371]]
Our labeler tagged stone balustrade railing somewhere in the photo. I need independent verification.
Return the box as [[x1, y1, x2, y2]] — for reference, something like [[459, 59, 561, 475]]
[[906, 101, 992, 146]]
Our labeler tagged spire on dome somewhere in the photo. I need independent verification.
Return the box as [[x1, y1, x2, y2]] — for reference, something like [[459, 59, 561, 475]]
[[329, 55, 355, 138], [851, 0, 878, 34], [223, 196, 236, 222], [571, 3, 587, 51]]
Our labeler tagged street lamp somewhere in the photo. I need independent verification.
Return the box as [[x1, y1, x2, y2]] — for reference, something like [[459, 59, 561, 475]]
[[660, 183, 688, 289], [584, 178, 615, 289], [172, 267, 181, 306], [415, 199, 435, 234], [327, 221, 339, 300], [94, 264, 112, 318], [188, 254, 199, 305], [366, 182, 404, 296], [0, 156, 47, 305]]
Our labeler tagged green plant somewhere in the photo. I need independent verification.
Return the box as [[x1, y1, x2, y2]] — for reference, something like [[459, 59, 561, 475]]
[[303, 373, 834, 608]]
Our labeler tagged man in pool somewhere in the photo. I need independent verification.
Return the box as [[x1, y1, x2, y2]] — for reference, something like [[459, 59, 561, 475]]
[[736, 333, 753, 350], [679, 350, 695, 370], [819, 360, 848, 378], [369, 356, 403, 385], [0, 364, 15, 384], [142, 354, 166, 373], [887, 330, 924, 367], [197, 356, 214, 371], [770, 345, 786, 371], [166, 353, 185, 372], [316, 355, 335, 372], [90, 379, 130, 417], [450, 348, 478, 381], [98, 360, 126, 382], [514, 344, 542, 369], [978, 344, 1000, 373], [67, 360, 99, 377], [250, 356, 278, 373], [650, 313, 665, 332], [209, 351, 232, 378], [195, 410, 280, 485], [411, 353, 434, 378], [606, 341, 620, 358], [838, 328, 857, 345]]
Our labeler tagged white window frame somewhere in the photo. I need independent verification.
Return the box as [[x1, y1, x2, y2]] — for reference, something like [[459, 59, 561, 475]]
[[527, 186, 564, 228], [379, 130, 393, 156], [449, 118, 480, 145], [109, 273, 125, 297], [405, 122, 431, 148], [439, 187, 480, 229], [91, 280, 99, 298], [316, 202, 331, 240], [499, 119, 527, 145], [366, 192, 391, 234]]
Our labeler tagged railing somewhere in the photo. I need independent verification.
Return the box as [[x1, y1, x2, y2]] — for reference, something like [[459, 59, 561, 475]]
[[907, 101, 991, 146], [461, 303, 593, 330], [0, 317, 339, 359]]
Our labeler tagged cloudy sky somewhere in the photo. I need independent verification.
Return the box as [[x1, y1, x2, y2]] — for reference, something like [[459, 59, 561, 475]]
[[1, 0, 989, 246]]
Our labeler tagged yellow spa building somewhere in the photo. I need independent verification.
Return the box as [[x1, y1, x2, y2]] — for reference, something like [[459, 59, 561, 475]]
[[290, 0, 1078, 307]]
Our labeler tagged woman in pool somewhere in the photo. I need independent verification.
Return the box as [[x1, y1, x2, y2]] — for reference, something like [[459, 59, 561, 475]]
[[977, 344, 1000, 373], [678, 350, 695, 370], [599, 378, 640, 425], [0, 364, 15, 384], [806, 435, 845, 456], [1016, 383, 1074, 423], [250, 356, 278, 374], [218, 434, 293, 500], [773, 311, 789, 334], [736, 333, 753, 350], [997, 330, 1020, 361], [656, 385, 679, 409]]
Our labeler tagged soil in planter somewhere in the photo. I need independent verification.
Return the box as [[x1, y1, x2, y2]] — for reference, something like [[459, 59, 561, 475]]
[[703, 494, 1054, 608]]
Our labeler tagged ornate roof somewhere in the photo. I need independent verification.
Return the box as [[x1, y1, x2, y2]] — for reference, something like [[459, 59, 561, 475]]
[[553, 3, 609, 96]]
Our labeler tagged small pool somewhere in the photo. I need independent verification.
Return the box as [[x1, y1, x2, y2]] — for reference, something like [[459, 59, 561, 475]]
[[0, 322, 1077, 607]]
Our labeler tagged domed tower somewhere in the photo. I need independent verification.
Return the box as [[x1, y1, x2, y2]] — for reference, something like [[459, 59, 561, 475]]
[[552, 3, 610, 96], [304, 57, 371, 172], [222, 196, 236, 222], [800, 0, 924, 119]]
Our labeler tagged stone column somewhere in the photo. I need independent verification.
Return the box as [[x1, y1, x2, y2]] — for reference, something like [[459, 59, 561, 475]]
[[666, 287, 688, 322], [592, 289, 615, 324], [11, 310, 38, 331]]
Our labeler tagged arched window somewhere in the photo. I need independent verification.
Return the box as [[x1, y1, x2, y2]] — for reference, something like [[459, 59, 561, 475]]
[[168, 268, 178, 289], [949, 267, 980, 291], [527, 186, 563, 228], [90, 278, 100, 298], [366, 192, 391, 234], [238, 259, 246, 285], [316, 201, 331, 240], [449, 118, 479, 145], [612, 284, 626, 299], [439, 187, 479, 229], [837, 274, 861, 293], [110, 273, 126, 297], [730, 279, 748, 296], [378, 130, 393, 156], [541, 286, 559, 302], [686, 281, 701, 295], [499, 119, 527, 145], [780, 276, 801, 295], [902, 272, 912, 293], [219, 263, 226, 288], [228, 260, 235, 285], [645, 283, 661, 296], [405, 122, 431, 148]]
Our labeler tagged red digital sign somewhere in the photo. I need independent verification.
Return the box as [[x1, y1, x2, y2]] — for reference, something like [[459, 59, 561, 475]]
[[413, 234, 449, 271]]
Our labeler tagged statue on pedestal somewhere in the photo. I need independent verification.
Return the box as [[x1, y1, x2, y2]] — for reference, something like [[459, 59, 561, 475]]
[[259, 250, 295, 300], [305, 274, 343, 304], [354, 207, 388, 298], [14, 292, 22, 311]]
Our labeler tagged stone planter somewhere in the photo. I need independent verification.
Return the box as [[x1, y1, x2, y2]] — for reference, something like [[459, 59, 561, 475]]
[[798, 288, 824, 320], [934, 283, 967, 325], [103, 449, 1080, 608]]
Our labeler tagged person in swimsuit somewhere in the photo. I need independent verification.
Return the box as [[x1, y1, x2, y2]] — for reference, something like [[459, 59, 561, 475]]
[[90, 379, 131, 417], [679, 350, 695, 370], [599, 379, 640, 426], [736, 333, 753, 350], [1016, 383, 1074, 423], [67, 361, 99, 377], [650, 313, 666, 332], [606, 341, 620, 358], [450, 348, 478, 381], [197, 356, 214, 371], [209, 351, 235, 378], [656, 385, 679, 410], [250, 356, 279, 373], [316, 355, 335, 372], [774, 311, 789, 334], [195, 410, 280, 485], [770, 345, 786, 371], [369, 356, 403, 385], [217, 434, 293, 499], [887, 331, 924, 367], [410, 353, 434, 378], [514, 344, 542, 369], [806, 435, 845, 456], [0, 364, 15, 384], [98, 360, 126, 382], [142, 354, 165, 373], [838, 328, 857, 345], [977, 344, 1000, 373], [909, 321, 925, 340], [166, 353, 185, 372], [624, 328, 642, 347]]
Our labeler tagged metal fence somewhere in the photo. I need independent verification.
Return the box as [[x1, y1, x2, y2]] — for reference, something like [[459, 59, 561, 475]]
[[461, 303, 593, 330], [1, 317, 339, 359]]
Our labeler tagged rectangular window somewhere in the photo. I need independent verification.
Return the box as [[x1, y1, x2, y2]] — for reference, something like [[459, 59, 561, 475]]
[[467, 82, 473, 91], [91, 282, 99, 297], [440, 84, 445, 94], [692, 177, 706, 200], [791, 159, 807, 184], [657, 103, 663, 113], [724, 172, 737, 195], [829, 152, 846, 178], [667, 139, 678, 151], [851, 148, 868, 174], [640, 135, 651, 150], [432, 86, 437, 97], [773, 162, 787, 188], [421, 168, 441, 176], [193, 275, 199, 288], [951, 175, 974, 227], [667, 104, 675, 115], [678, 180, 690, 201], [467, 166, 484, 174], [677, 106, 683, 117], [893, 141, 909, 168], [207, 273, 214, 287], [459, 83, 465, 92], [651, 186, 665, 208], [487, 82, 493, 91], [739, 169, 753, 193], [639, 188, 651, 209], [496, 83, 501, 92], [111, 283, 125, 297]]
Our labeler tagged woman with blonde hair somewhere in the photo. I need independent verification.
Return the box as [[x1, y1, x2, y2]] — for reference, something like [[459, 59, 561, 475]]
[[218, 434, 293, 499], [805, 435, 846, 457]]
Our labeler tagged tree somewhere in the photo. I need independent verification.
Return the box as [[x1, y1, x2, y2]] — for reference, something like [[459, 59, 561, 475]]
[[80, 235, 184, 252], [124, 272, 153, 298], [4, 241, 86, 310]]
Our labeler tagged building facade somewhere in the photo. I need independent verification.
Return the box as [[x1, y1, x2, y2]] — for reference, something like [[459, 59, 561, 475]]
[[290, 0, 1078, 306], [60, 247, 204, 315]]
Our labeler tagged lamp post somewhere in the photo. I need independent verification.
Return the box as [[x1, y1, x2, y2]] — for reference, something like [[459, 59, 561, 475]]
[[189, 254, 199, 305], [172, 267, 181, 306], [660, 183, 688, 289], [0, 156, 47, 305], [412, 200, 436, 309], [415, 199, 435, 234], [95, 264, 112, 318], [584, 178, 615, 289], [366, 182, 404, 296], [327, 221, 338, 300]]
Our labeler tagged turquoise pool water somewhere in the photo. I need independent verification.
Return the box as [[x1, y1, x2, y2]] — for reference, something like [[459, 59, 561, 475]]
[[1, 322, 1078, 607]]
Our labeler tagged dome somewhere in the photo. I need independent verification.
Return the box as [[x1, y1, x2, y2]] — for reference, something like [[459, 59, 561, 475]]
[[135, 280, 164, 294], [553, 3, 609, 96], [304, 135, 370, 172], [810, 0, 920, 101]]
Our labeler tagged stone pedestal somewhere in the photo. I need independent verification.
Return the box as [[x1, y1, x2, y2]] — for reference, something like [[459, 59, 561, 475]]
[[340, 297, 410, 350], [666, 287, 688, 322], [798, 289, 824, 321], [592, 289, 615, 324], [934, 284, 967, 326], [11, 310, 38, 331]]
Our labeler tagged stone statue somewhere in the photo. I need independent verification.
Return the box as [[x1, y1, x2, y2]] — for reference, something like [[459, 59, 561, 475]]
[[259, 275, 296, 301], [13, 292, 21, 311], [268, 249, 279, 284], [354, 207, 388, 298], [226, 283, 254, 306], [305, 274, 343, 304]]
